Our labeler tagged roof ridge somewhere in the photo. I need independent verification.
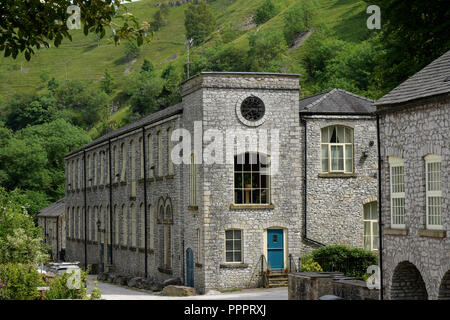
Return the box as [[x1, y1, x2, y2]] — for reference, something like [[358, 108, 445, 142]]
[[302, 89, 336, 110], [335, 88, 375, 103]]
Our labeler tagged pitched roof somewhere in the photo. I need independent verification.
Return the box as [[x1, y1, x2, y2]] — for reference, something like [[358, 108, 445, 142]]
[[299, 88, 375, 114], [38, 198, 65, 218], [376, 50, 450, 106], [66, 102, 183, 158]]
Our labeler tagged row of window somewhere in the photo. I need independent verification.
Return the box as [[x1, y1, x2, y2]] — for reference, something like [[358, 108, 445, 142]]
[[389, 154, 443, 230], [67, 127, 174, 192], [67, 200, 174, 269]]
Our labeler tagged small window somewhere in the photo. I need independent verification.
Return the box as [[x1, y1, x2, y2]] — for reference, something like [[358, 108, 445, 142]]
[[425, 155, 442, 230], [363, 202, 378, 251], [321, 126, 353, 173], [225, 230, 242, 263]]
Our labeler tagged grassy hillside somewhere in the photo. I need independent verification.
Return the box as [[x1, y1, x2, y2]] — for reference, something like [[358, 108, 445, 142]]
[[0, 0, 371, 99]]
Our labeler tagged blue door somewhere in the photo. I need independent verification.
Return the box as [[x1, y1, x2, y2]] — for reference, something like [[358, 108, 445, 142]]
[[267, 229, 284, 270], [186, 248, 194, 288]]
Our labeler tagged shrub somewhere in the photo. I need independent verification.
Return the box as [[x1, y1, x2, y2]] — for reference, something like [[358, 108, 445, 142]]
[[253, 0, 278, 25], [44, 269, 89, 300], [299, 258, 323, 272], [90, 280, 102, 300], [0, 264, 45, 300], [303, 245, 378, 278]]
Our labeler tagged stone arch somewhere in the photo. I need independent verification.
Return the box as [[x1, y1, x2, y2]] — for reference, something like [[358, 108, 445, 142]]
[[438, 270, 450, 300], [391, 261, 428, 300]]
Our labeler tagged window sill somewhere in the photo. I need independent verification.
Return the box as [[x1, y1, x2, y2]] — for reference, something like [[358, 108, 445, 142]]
[[230, 204, 274, 210], [138, 178, 145, 183], [158, 267, 173, 275], [418, 229, 446, 239], [384, 228, 408, 236], [188, 205, 198, 211], [138, 248, 154, 254], [120, 181, 127, 186], [220, 263, 248, 269], [318, 173, 357, 178], [155, 176, 164, 182], [166, 174, 174, 180]]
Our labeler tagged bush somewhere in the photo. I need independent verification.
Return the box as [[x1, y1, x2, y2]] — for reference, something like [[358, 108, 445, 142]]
[[299, 258, 323, 272], [44, 269, 89, 300], [303, 245, 378, 278], [0, 264, 45, 300], [253, 0, 278, 25]]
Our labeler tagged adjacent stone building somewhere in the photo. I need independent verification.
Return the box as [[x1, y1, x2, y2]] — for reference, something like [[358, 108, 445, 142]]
[[376, 50, 450, 300], [37, 198, 66, 261], [64, 72, 378, 292]]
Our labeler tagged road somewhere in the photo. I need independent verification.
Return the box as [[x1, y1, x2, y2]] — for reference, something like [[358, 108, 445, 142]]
[[87, 276, 288, 300]]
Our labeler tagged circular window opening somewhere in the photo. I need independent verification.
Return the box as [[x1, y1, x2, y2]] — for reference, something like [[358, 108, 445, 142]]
[[240, 96, 265, 122]]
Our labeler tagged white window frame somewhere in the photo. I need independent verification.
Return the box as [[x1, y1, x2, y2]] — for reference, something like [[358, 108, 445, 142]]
[[425, 154, 443, 230], [320, 125, 354, 173], [389, 157, 406, 229], [363, 202, 379, 251], [225, 229, 243, 263]]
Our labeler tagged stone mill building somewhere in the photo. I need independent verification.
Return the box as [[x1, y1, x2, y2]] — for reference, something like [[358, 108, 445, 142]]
[[376, 50, 450, 300], [64, 72, 378, 292]]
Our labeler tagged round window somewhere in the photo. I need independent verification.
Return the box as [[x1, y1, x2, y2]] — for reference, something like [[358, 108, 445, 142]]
[[240, 96, 265, 122]]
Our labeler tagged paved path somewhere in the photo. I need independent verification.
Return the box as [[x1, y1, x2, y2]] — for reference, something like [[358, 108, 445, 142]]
[[87, 276, 288, 300]]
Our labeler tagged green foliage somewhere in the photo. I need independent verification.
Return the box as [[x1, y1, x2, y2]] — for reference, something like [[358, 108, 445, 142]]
[[90, 280, 102, 300], [371, 0, 450, 95], [39, 69, 50, 84], [300, 258, 323, 272], [185, 1, 217, 45], [45, 269, 89, 300], [141, 59, 154, 73], [152, 6, 170, 31], [0, 0, 151, 61], [124, 41, 141, 59], [0, 264, 45, 300], [0, 188, 49, 265], [305, 245, 378, 278], [101, 69, 115, 94], [283, 0, 316, 45], [247, 29, 290, 72], [253, 0, 278, 25]]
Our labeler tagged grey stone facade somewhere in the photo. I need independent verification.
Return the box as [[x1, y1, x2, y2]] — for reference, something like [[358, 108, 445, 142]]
[[63, 72, 378, 292]]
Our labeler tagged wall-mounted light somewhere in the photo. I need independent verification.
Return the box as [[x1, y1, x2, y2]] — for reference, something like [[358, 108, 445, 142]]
[[369, 141, 374, 147]]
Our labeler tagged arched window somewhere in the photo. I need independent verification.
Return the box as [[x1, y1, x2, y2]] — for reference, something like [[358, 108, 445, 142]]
[[87, 207, 91, 241], [139, 137, 144, 180], [130, 140, 136, 197], [131, 203, 136, 247], [114, 205, 119, 245], [425, 154, 442, 229], [148, 133, 154, 178], [77, 158, 81, 190], [158, 204, 165, 268], [363, 202, 378, 251], [389, 157, 405, 228], [99, 205, 104, 243], [122, 204, 127, 246], [72, 160, 76, 191], [165, 203, 172, 268], [94, 206, 98, 242], [321, 125, 353, 173], [121, 143, 127, 182], [87, 155, 91, 187], [234, 153, 270, 204], [114, 145, 119, 183], [140, 203, 145, 249], [157, 131, 163, 177], [100, 151, 104, 186], [77, 207, 81, 239], [167, 127, 174, 176], [93, 152, 97, 186], [149, 204, 154, 250], [190, 154, 197, 206]]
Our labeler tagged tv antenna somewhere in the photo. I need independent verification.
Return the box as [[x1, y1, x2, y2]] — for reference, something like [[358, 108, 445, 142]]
[[185, 38, 194, 79]]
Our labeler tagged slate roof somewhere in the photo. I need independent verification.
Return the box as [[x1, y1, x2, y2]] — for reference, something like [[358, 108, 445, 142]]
[[66, 102, 183, 158], [299, 88, 375, 114], [38, 198, 65, 218], [376, 50, 450, 106]]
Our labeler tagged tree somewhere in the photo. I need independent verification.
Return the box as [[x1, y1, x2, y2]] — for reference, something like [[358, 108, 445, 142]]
[[124, 41, 141, 59], [101, 69, 115, 94], [0, 0, 151, 61], [39, 69, 50, 84], [253, 0, 278, 25], [152, 7, 170, 31], [184, 1, 217, 45], [283, 1, 316, 46], [141, 59, 154, 73], [126, 67, 164, 116], [371, 0, 450, 94], [247, 29, 289, 72]]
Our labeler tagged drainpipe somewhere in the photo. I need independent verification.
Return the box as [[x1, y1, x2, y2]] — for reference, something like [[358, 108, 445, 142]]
[[142, 128, 148, 278], [56, 217, 59, 261], [376, 114, 384, 300], [108, 139, 114, 265], [301, 116, 325, 247], [83, 150, 88, 271]]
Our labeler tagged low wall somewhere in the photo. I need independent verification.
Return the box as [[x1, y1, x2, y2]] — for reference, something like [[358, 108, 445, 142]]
[[288, 272, 379, 300]]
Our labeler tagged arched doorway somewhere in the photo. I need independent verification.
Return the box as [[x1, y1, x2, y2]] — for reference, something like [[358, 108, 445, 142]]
[[186, 248, 194, 288], [438, 270, 450, 300], [391, 261, 428, 300]]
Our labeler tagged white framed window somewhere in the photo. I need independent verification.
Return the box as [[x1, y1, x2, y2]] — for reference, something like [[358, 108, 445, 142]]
[[321, 125, 354, 173], [389, 157, 405, 228], [190, 154, 197, 206], [363, 202, 378, 251], [425, 154, 442, 230], [225, 229, 242, 263]]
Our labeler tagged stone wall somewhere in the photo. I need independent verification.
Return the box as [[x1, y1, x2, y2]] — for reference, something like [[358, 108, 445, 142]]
[[379, 97, 450, 299]]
